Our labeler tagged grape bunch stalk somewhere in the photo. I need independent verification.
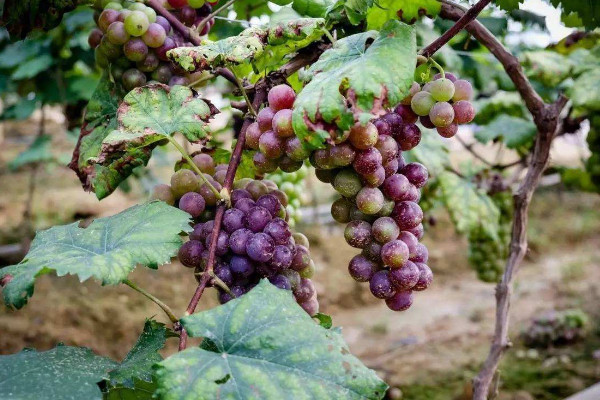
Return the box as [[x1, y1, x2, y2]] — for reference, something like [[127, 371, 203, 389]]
[[89, 0, 216, 91], [151, 154, 320, 316]]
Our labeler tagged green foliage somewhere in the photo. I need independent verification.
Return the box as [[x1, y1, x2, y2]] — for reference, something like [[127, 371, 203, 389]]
[[0, 0, 83, 38], [103, 380, 158, 400], [521, 51, 573, 87], [293, 0, 335, 17], [473, 91, 527, 125], [548, 0, 600, 30], [405, 130, 449, 175], [366, 0, 441, 29], [154, 280, 387, 400], [8, 134, 54, 171], [475, 115, 537, 150], [293, 20, 416, 148], [0, 202, 192, 309], [0, 345, 117, 399]]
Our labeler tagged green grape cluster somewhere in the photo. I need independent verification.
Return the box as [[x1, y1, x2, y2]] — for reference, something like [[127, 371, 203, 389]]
[[467, 190, 512, 282], [266, 164, 309, 227], [585, 114, 600, 188]]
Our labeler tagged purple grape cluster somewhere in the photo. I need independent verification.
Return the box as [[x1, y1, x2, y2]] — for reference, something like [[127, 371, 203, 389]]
[[404, 72, 475, 138], [150, 155, 319, 316], [244, 84, 306, 174], [90, 0, 215, 91]]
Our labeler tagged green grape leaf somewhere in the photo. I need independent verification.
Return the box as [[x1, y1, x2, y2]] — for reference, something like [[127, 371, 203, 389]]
[[569, 68, 600, 115], [0, 0, 81, 39], [0, 345, 117, 399], [154, 280, 387, 400], [168, 18, 326, 77], [475, 115, 537, 149], [549, 0, 600, 30], [10, 54, 54, 80], [0, 39, 47, 69], [473, 91, 528, 125], [233, 0, 273, 19], [104, 379, 158, 400], [327, 0, 374, 25], [496, 0, 523, 12], [0, 202, 192, 309], [521, 50, 573, 87], [293, 0, 335, 17], [109, 320, 174, 387], [438, 171, 500, 238], [8, 134, 54, 171], [366, 0, 441, 29], [293, 20, 416, 148]]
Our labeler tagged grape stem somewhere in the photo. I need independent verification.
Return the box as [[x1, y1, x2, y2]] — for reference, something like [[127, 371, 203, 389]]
[[438, 1, 570, 398], [167, 136, 222, 199], [428, 57, 445, 79], [123, 279, 178, 324], [144, 0, 202, 45], [229, 66, 257, 118], [196, 0, 237, 34]]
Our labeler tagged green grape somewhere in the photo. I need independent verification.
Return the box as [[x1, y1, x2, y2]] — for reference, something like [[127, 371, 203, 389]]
[[125, 10, 149, 36], [128, 3, 147, 11], [104, 2, 123, 10], [333, 169, 362, 198], [188, 0, 206, 7], [429, 78, 455, 102], [142, 6, 157, 22], [411, 91, 436, 116]]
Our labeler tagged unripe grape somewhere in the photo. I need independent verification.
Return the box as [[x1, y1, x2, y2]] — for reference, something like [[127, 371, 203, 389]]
[[122, 68, 147, 91], [272, 109, 294, 138], [386, 290, 413, 311], [429, 78, 455, 102], [170, 168, 198, 197], [98, 9, 120, 32], [429, 102, 455, 128], [330, 143, 356, 167], [356, 187, 385, 215], [125, 11, 150, 37], [362, 240, 382, 263], [331, 197, 352, 223], [453, 100, 475, 124], [411, 91, 435, 116], [268, 84, 296, 111], [348, 255, 378, 282], [95, 47, 109, 68], [314, 168, 337, 184], [124, 38, 148, 62], [349, 122, 378, 150], [437, 123, 458, 138], [142, 6, 157, 22], [333, 169, 362, 197], [369, 270, 395, 299], [142, 23, 166, 47], [378, 198, 395, 217], [452, 79, 473, 101], [128, 3, 147, 11], [281, 269, 301, 290], [107, 21, 130, 45], [292, 232, 309, 249], [258, 130, 284, 159], [104, 2, 122, 10], [270, 190, 289, 207], [372, 217, 400, 244], [246, 180, 268, 199], [284, 136, 310, 161], [344, 220, 372, 249], [150, 184, 175, 205], [311, 148, 334, 169], [188, 0, 206, 7], [99, 36, 122, 59], [381, 240, 409, 268]]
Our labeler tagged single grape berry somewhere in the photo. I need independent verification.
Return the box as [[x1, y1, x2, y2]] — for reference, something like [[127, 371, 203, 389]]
[[331, 197, 352, 223], [98, 9, 120, 32], [362, 240, 382, 263], [394, 104, 418, 124], [374, 134, 399, 164], [429, 78, 455, 102], [413, 263, 433, 291], [264, 218, 291, 245], [411, 91, 436, 116], [170, 169, 198, 198], [88, 28, 104, 48], [437, 123, 458, 138], [258, 130, 284, 159], [268, 85, 296, 111], [420, 115, 435, 129], [257, 107, 276, 132], [178, 240, 204, 268], [272, 109, 294, 138], [122, 68, 147, 91], [382, 174, 411, 201], [333, 169, 363, 198], [400, 162, 428, 188], [411, 243, 429, 263], [150, 184, 175, 205], [124, 38, 148, 62], [106, 21, 130, 45], [453, 100, 475, 124], [392, 201, 423, 230], [355, 187, 385, 215], [407, 223, 425, 240], [381, 240, 410, 268], [353, 148, 383, 176], [389, 261, 420, 290], [228, 228, 253, 255], [246, 206, 272, 233], [246, 232, 275, 262], [373, 118, 391, 136], [285, 136, 310, 161], [344, 220, 372, 249], [348, 255, 378, 282], [142, 23, 166, 47], [395, 123, 421, 151], [349, 122, 379, 150], [137, 52, 159, 72], [429, 102, 455, 128], [330, 143, 356, 167], [369, 270, 395, 299], [294, 278, 315, 302], [372, 217, 400, 244], [397, 231, 419, 257], [362, 166, 386, 187], [125, 11, 150, 37], [386, 290, 413, 311], [452, 79, 473, 101], [179, 192, 206, 217], [291, 245, 311, 271]]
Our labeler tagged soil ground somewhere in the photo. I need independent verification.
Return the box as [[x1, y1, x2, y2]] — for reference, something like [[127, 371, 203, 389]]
[[1, 113, 599, 399]]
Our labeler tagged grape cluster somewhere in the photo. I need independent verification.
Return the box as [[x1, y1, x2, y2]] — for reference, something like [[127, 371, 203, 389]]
[[521, 309, 588, 348], [151, 154, 319, 315], [266, 164, 309, 227], [244, 85, 306, 174], [89, 0, 215, 91], [405, 72, 475, 138]]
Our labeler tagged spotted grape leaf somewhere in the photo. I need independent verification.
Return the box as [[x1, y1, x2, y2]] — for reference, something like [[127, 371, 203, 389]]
[[366, 0, 441, 29], [292, 20, 416, 148], [0, 0, 82, 39], [8, 134, 54, 171], [108, 320, 174, 387], [168, 18, 326, 77], [475, 115, 537, 149], [0, 202, 192, 309], [154, 280, 387, 400], [438, 171, 500, 238], [0, 345, 117, 399]]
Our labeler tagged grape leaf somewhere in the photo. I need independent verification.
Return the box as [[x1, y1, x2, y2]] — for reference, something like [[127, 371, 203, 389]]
[[496, 0, 523, 12], [154, 280, 387, 400], [293, 0, 335, 17], [292, 20, 416, 148], [0, 0, 81, 39], [437, 171, 500, 238], [168, 18, 326, 76], [10, 54, 54, 80], [521, 50, 573, 87], [0, 345, 117, 399], [549, 0, 600, 30], [233, 0, 273, 19], [327, 0, 374, 25], [109, 320, 174, 387], [475, 115, 537, 149], [0, 97, 38, 121], [8, 134, 54, 171], [569, 68, 600, 115], [473, 91, 528, 125], [366, 0, 441, 29], [0, 202, 192, 309], [104, 380, 158, 400]]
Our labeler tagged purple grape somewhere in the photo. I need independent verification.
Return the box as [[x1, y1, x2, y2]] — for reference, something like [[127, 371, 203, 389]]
[[369, 270, 395, 299], [330, 143, 356, 167], [178, 240, 204, 268], [264, 218, 291, 245], [189, 223, 204, 241], [246, 232, 274, 262], [88, 28, 103, 48], [348, 255, 378, 282], [290, 245, 311, 271], [389, 260, 419, 289], [205, 231, 229, 256], [405, 185, 421, 202], [407, 224, 425, 240], [256, 262, 276, 279], [268, 84, 296, 111], [397, 231, 418, 257], [381, 239, 410, 268], [299, 296, 319, 316], [228, 228, 253, 255], [410, 243, 429, 263], [107, 21, 130, 45], [178, 192, 206, 218], [386, 290, 413, 311], [373, 118, 391, 136], [201, 220, 215, 240], [437, 123, 458, 138], [234, 197, 256, 214], [156, 36, 176, 61], [124, 38, 148, 62], [179, 6, 196, 25], [270, 274, 292, 290], [214, 263, 234, 287], [257, 107, 276, 132], [374, 134, 399, 164], [392, 201, 423, 230], [353, 147, 383, 176], [362, 166, 386, 187], [230, 255, 255, 278], [397, 152, 407, 169], [257, 194, 282, 217], [137, 52, 159, 72], [270, 190, 289, 207], [401, 163, 428, 188], [394, 104, 418, 124], [383, 158, 399, 177], [381, 112, 403, 135], [344, 220, 372, 249], [453, 100, 475, 124], [223, 208, 246, 233], [253, 152, 278, 174], [258, 130, 284, 159], [362, 240, 382, 262], [122, 68, 147, 91], [245, 206, 272, 232], [395, 123, 421, 151], [293, 278, 315, 302], [434, 72, 458, 82], [452, 79, 473, 101], [231, 189, 251, 205], [420, 115, 435, 129], [413, 263, 433, 291], [270, 245, 293, 271], [382, 174, 411, 201], [372, 217, 400, 244], [155, 16, 171, 33]]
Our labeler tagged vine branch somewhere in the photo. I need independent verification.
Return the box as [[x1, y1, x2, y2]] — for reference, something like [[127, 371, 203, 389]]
[[145, 0, 201, 45], [437, 2, 570, 398]]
